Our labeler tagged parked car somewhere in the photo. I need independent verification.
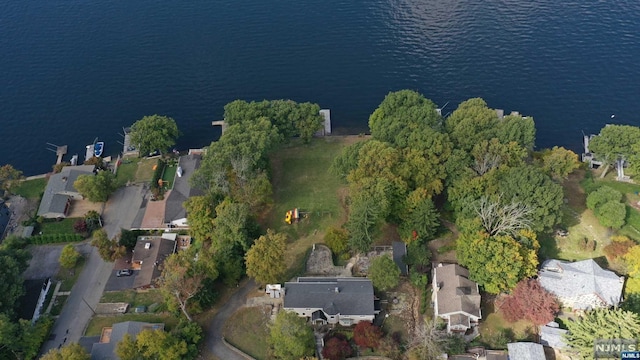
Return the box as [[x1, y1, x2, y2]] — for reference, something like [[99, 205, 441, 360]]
[[117, 269, 133, 277]]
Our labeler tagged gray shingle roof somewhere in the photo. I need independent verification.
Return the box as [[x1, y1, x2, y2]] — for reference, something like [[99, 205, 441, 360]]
[[283, 278, 375, 316], [164, 154, 203, 223], [392, 241, 408, 275], [538, 259, 624, 309], [434, 264, 481, 318], [540, 322, 568, 349], [37, 165, 95, 217], [90, 321, 164, 360], [507, 342, 545, 360], [132, 237, 176, 289]]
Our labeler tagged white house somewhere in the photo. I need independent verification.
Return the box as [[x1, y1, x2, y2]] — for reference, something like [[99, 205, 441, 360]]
[[283, 277, 378, 326], [538, 259, 624, 310], [432, 263, 482, 334]]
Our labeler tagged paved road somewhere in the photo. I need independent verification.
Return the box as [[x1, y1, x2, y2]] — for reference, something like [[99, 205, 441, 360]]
[[40, 185, 144, 354], [205, 278, 256, 360]]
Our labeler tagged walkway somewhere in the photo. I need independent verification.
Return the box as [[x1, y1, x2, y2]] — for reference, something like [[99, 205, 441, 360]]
[[205, 278, 256, 360]]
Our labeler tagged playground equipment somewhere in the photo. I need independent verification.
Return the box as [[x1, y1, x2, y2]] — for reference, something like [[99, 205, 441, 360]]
[[285, 208, 308, 224]]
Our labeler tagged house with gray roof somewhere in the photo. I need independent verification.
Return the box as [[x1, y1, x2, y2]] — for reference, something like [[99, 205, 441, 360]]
[[506, 342, 545, 360], [37, 165, 95, 218], [432, 263, 482, 334], [131, 233, 177, 289], [538, 259, 624, 310], [164, 154, 203, 228], [90, 321, 164, 359], [539, 321, 568, 350], [283, 277, 377, 326]]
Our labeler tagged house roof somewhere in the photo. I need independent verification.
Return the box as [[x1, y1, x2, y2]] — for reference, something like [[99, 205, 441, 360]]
[[132, 236, 176, 289], [539, 322, 568, 349], [37, 165, 95, 216], [538, 259, 624, 309], [283, 277, 375, 316], [507, 342, 545, 360], [90, 321, 164, 360], [434, 264, 481, 318], [392, 241, 408, 275], [164, 154, 203, 223]]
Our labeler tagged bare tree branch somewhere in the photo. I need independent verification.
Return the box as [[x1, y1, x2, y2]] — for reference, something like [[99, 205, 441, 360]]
[[474, 195, 533, 237]]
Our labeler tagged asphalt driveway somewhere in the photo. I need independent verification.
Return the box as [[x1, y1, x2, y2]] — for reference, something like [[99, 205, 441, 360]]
[[104, 270, 138, 291]]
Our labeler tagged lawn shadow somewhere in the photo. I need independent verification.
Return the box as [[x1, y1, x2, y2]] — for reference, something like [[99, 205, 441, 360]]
[[538, 233, 560, 261]]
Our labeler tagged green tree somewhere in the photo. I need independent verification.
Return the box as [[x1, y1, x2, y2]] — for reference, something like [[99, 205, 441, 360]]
[[399, 189, 439, 243], [184, 195, 217, 244], [159, 251, 204, 322], [324, 227, 349, 255], [91, 229, 125, 262], [130, 115, 180, 156], [115, 334, 140, 360], [564, 308, 640, 360], [347, 195, 381, 254], [269, 311, 315, 360], [212, 199, 252, 251], [116, 328, 193, 360], [0, 237, 31, 317], [245, 230, 287, 285], [59, 244, 81, 269], [540, 146, 581, 180], [470, 138, 526, 176], [368, 255, 400, 291], [331, 140, 367, 181], [457, 230, 539, 294], [40, 343, 90, 360], [588, 124, 640, 178], [495, 114, 536, 151], [74, 170, 116, 202], [594, 200, 626, 229], [586, 186, 622, 210], [445, 98, 499, 152], [0, 164, 23, 193], [622, 293, 640, 315]]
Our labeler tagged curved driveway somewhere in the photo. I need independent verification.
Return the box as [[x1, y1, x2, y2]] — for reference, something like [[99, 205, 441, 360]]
[[205, 278, 256, 360]]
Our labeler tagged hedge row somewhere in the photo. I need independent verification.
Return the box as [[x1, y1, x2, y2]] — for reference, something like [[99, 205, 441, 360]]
[[29, 233, 84, 245], [150, 159, 166, 190]]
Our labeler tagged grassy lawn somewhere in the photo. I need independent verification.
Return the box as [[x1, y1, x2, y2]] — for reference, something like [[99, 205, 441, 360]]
[[382, 315, 409, 345], [57, 256, 86, 292], [85, 313, 180, 336], [100, 289, 164, 309], [115, 161, 138, 187], [161, 164, 177, 190], [620, 205, 640, 241], [40, 217, 79, 235], [10, 178, 47, 199], [223, 307, 270, 360], [50, 295, 68, 316], [267, 137, 361, 277], [135, 158, 158, 183]]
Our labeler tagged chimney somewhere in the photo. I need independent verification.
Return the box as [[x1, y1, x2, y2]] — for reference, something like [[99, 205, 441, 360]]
[[334, 287, 339, 293], [145, 243, 151, 250]]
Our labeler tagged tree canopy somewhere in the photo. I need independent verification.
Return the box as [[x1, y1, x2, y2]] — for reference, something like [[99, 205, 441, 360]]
[[245, 230, 287, 285], [130, 115, 180, 156], [368, 255, 401, 291], [586, 186, 627, 229], [59, 244, 81, 269], [269, 311, 315, 359], [91, 230, 125, 262], [498, 279, 559, 325], [159, 251, 204, 322], [40, 343, 90, 360], [74, 170, 116, 202], [540, 146, 581, 180], [0, 164, 23, 192]]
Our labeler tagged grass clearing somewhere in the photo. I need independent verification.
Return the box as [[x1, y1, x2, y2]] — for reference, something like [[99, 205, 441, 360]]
[[115, 161, 138, 186], [100, 289, 164, 309], [10, 178, 47, 199], [223, 306, 270, 360], [84, 313, 180, 336], [161, 164, 177, 190], [40, 217, 79, 235], [135, 158, 158, 183], [267, 137, 362, 276], [620, 205, 640, 241], [57, 256, 86, 292]]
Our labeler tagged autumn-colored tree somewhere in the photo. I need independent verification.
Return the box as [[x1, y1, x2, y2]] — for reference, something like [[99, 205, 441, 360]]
[[159, 251, 204, 321], [624, 245, 640, 278], [353, 321, 382, 350], [73, 219, 88, 236], [324, 227, 349, 255], [90, 230, 125, 262], [498, 279, 559, 325], [59, 244, 81, 269], [540, 146, 581, 180], [321, 334, 352, 360], [245, 229, 286, 285], [0, 164, 23, 192], [40, 342, 90, 360], [603, 235, 635, 262]]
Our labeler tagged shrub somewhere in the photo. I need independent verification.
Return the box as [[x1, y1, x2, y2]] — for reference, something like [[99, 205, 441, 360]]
[[322, 334, 352, 360], [324, 227, 349, 255], [353, 321, 382, 349], [603, 236, 635, 262]]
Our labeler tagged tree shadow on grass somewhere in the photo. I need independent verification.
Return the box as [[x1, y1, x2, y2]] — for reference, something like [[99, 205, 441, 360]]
[[538, 233, 560, 261]]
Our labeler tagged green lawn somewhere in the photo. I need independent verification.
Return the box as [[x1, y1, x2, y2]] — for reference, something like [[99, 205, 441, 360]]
[[266, 137, 360, 274], [100, 289, 164, 309], [115, 161, 138, 187], [40, 218, 79, 235], [85, 313, 180, 337], [57, 256, 86, 292], [161, 164, 177, 190], [223, 307, 270, 360], [10, 178, 47, 199], [135, 158, 158, 183], [620, 205, 640, 241]]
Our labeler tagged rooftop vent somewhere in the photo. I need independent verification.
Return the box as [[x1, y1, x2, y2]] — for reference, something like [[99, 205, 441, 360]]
[[334, 287, 339, 293], [144, 243, 151, 250]]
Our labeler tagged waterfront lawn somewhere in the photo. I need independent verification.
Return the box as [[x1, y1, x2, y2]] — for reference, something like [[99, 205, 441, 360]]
[[85, 313, 179, 336], [160, 163, 177, 190], [40, 217, 78, 235], [100, 289, 164, 310], [10, 178, 47, 199], [135, 158, 158, 183], [115, 161, 138, 187], [223, 307, 270, 360], [267, 136, 361, 276]]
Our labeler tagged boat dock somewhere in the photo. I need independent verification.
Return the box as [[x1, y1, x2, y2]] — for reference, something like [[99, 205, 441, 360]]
[[121, 127, 139, 157], [46, 143, 67, 165], [211, 120, 228, 134]]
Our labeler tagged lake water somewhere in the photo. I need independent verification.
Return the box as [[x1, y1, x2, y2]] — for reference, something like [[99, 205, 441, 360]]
[[1, 0, 639, 175]]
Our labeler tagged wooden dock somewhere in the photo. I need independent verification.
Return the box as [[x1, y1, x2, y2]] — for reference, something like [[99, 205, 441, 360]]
[[46, 143, 67, 165], [211, 120, 227, 134]]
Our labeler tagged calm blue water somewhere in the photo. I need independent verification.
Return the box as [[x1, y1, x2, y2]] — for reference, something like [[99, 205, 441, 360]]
[[1, 0, 639, 175]]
